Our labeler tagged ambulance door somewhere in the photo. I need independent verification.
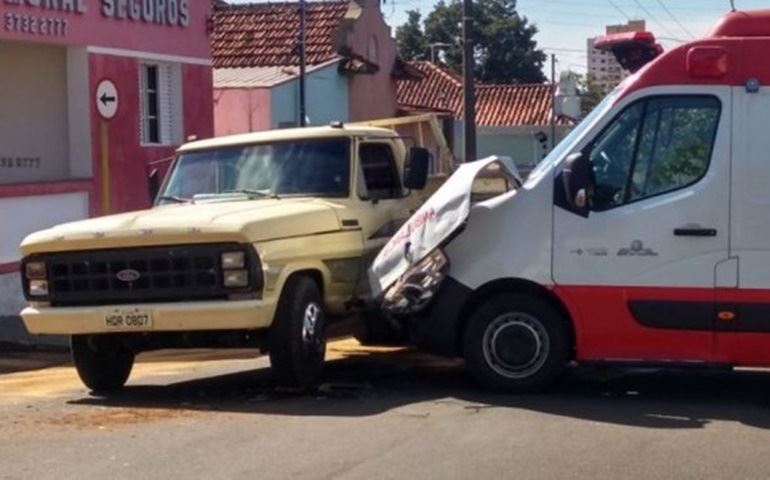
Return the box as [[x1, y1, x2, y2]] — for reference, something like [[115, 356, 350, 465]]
[[716, 87, 770, 365], [553, 88, 731, 362]]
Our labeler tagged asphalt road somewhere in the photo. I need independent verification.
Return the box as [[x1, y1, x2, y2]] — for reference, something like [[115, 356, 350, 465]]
[[3, 339, 770, 480]]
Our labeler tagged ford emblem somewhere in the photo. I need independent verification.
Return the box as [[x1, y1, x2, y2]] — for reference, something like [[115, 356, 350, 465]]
[[116, 269, 141, 282]]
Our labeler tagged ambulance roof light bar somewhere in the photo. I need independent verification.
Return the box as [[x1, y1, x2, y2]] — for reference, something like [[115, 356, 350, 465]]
[[594, 31, 664, 74]]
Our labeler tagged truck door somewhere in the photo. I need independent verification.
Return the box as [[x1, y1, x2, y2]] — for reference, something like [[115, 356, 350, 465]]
[[716, 87, 770, 365], [352, 141, 412, 297], [553, 89, 731, 362]]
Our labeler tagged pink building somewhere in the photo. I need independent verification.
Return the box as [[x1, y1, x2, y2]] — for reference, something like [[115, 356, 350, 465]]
[[0, 1, 214, 343], [211, 0, 417, 135]]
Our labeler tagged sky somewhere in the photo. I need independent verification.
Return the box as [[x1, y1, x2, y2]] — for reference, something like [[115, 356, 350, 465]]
[[230, 0, 770, 76]]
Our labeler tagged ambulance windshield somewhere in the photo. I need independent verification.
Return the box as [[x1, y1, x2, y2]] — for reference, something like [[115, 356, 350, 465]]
[[527, 90, 619, 182]]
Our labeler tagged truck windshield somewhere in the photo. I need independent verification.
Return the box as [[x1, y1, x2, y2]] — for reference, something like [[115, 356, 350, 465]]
[[158, 138, 351, 204]]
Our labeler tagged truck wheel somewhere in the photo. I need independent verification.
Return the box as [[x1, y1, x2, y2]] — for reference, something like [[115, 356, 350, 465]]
[[269, 276, 326, 388], [71, 335, 135, 393], [355, 311, 407, 346], [463, 294, 569, 393]]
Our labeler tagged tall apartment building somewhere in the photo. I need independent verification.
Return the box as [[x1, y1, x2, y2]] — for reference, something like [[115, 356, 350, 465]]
[[587, 20, 647, 93]]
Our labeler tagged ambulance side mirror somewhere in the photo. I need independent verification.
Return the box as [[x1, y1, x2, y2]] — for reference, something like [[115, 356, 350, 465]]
[[148, 169, 161, 204], [560, 152, 593, 217]]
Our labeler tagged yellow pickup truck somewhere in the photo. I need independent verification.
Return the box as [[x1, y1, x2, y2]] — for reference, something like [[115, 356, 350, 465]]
[[19, 122, 441, 392]]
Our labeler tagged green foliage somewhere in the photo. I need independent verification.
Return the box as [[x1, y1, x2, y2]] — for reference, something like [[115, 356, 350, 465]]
[[576, 73, 606, 117], [396, 10, 429, 62], [396, 0, 546, 84]]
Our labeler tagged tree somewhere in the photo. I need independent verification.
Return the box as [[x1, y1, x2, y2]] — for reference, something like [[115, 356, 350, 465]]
[[576, 73, 606, 117], [397, 0, 547, 84], [396, 10, 429, 62]]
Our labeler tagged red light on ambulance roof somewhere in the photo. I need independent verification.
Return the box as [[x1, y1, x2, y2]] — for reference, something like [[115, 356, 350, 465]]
[[594, 31, 656, 50], [687, 46, 728, 79]]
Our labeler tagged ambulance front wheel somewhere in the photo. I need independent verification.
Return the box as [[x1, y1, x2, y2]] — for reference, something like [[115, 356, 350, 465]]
[[463, 294, 569, 393]]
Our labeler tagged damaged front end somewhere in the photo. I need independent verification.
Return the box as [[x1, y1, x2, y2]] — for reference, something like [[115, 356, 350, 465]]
[[382, 248, 449, 314], [369, 156, 520, 315]]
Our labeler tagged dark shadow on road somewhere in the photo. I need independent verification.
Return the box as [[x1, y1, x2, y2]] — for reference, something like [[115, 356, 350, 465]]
[[69, 346, 770, 430], [0, 349, 70, 375]]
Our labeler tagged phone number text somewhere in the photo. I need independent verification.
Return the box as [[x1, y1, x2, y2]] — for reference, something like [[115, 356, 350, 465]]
[[0, 157, 42, 169], [4, 13, 68, 36]]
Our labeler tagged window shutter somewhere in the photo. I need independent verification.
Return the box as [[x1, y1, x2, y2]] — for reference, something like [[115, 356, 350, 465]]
[[159, 64, 173, 145], [138, 62, 182, 146], [139, 65, 147, 144]]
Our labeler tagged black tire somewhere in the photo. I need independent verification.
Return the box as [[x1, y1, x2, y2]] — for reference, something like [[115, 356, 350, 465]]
[[71, 335, 135, 393], [463, 294, 569, 393], [354, 311, 407, 346], [269, 276, 327, 388]]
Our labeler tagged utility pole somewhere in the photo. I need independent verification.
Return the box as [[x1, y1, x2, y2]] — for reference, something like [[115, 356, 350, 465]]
[[550, 53, 557, 151], [462, 0, 477, 162], [298, 0, 307, 127]]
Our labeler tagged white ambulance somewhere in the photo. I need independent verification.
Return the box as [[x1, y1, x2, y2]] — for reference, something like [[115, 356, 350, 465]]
[[370, 10, 770, 392]]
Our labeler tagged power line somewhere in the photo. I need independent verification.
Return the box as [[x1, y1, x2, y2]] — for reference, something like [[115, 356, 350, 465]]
[[542, 46, 588, 53], [630, 0, 678, 38], [654, 0, 696, 39], [518, 0, 726, 12], [605, 0, 632, 20]]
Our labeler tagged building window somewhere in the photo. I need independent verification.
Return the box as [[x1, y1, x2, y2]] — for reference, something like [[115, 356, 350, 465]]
[[139, 63, 182, 146], [141, 65, 160, 144]]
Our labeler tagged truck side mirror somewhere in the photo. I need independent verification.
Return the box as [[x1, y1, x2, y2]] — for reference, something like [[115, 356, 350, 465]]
[[148, 168, 161, 204], [404, 147, 430, 190], [560, 152, 593, 217]]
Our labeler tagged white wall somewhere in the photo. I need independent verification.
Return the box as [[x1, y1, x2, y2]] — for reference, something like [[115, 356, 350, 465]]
[[0, 41, 70, 184], [0, 192, 89, 265], [477, 126, 573, 174]]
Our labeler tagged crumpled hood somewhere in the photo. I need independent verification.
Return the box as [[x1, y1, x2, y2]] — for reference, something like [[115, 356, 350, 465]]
[[20, 198, 342, 255], [368, 156, 518, 297]]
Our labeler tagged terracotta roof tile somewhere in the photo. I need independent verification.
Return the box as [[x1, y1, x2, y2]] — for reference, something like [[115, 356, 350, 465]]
[[212, 1, 350, 68], [396, 61, 463, 117], [397, 61, 573, 127]]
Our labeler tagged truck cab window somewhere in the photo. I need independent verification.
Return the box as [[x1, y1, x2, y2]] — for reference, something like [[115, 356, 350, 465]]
[[359, 143, 402, 200], [589, 96, 720, 211]]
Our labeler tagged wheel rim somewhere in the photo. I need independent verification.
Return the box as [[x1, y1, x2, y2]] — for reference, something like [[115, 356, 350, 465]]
[[482, 312, 549, 379], [301, 302, 324, 352]]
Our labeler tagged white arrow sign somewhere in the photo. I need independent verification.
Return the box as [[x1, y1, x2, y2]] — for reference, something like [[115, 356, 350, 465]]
[[96, 79, 119, 120]]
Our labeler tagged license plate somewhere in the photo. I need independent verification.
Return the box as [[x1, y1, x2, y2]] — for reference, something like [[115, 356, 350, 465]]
[[104, 308, 153, 330]]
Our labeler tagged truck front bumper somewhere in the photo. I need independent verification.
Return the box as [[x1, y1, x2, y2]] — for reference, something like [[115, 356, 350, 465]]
[[21, 298, 278, 336]]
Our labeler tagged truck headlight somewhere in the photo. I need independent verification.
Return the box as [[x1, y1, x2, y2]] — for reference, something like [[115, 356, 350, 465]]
[[383, 249, 449, 314], [25, 261, 47, 280], [221, 251, 246, 270], [224, 270, 249, 288], [28, 280, 50, 297]]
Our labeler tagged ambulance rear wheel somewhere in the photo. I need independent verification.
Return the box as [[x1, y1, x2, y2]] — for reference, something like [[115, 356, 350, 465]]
[[269, 276, 327, 388], [463, 294, 569, 393], [71, 335, 135, 393]]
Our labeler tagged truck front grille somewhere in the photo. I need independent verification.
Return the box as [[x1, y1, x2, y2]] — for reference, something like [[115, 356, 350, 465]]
[[25, 244, 258, 307]]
